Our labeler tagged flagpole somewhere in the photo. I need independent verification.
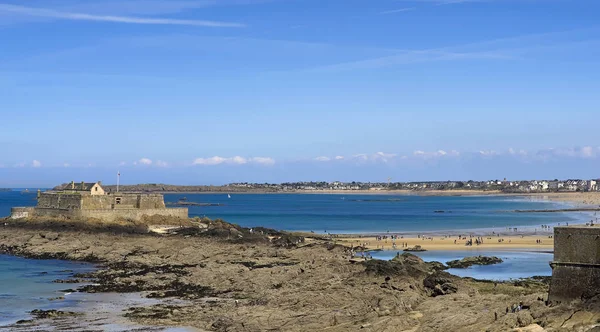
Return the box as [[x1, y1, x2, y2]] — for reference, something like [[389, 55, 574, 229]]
[[117, 171, 120, 192]]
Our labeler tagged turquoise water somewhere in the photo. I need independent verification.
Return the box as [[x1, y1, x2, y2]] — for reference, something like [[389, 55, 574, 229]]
[[371, 250, 553, 280], [0, 254, 95, 325], [163, 193, 581, 233], [0, 191, 581, 234]]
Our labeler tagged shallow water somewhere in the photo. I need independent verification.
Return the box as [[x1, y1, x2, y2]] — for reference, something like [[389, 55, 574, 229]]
[[0, 254, 95, 325], [371, 249, 553, 281]]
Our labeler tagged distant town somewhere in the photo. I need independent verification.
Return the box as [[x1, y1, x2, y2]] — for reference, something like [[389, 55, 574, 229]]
[[68, 179, 600, 194], [231, 179, 600, 193]]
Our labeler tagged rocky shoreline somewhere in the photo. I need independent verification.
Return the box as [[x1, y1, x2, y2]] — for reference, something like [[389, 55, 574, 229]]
[[1, 217, 599, 331]]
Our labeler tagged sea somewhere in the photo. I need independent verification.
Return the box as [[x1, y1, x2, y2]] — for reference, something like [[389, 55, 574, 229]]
[[0, 190, 593, 324]]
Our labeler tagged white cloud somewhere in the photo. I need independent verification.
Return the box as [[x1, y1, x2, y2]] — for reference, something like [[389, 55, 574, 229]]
[[155, 160, 169, 167], [138, 158, 153, 165], [349, 152, 397, 163], [250, 157, 275, 166], [479, 150, 498, 156], [231, 156, 248, 164], [413, 150, 459, 158], [508, 148, 528, 156], [63, 163, 70, 168], [373, 152, 397, 163], [193, 156, 227, 165], [119, 161, 127, 166], [335, 156, 344, 160], [0, 4, 245, 28], [32, 160, 42, 168], [193, 156, 275, 166], [315, 156, 331, 162], [581, 146, 595, 158]]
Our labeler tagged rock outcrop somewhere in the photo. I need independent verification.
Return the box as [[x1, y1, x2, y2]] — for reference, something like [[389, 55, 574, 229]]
[[446, 255, 503, 268]]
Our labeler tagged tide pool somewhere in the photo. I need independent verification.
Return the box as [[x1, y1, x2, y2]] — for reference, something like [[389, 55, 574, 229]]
[[371, 249, 553, 281]]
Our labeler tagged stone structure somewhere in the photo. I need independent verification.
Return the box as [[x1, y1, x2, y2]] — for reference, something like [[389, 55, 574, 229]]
[[11, 181, 187, 222], [549, 225, 600, 302]]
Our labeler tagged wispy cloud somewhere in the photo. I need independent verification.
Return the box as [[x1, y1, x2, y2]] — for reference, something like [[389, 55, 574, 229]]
[[138, 158, 153, 165], [379, 7, 415, 15], [193, 156, 275, 166], [0, 4, 245, 28], [413, 150, 460, 158], [31, 160, 42, 168], [313, 49, 512, 71]]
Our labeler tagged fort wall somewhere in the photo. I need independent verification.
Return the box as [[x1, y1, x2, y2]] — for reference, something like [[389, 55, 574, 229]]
[[37, 193, 83, 210], [77, 208, 188, 222], [549, 226, 600, 302], [10, 207, 35, 219], [12, 188, 187, 223]]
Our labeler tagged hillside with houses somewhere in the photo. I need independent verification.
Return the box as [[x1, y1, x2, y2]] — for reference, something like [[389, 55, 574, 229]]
[[74, 179, 600, 194], [229, 179, 599, 193]]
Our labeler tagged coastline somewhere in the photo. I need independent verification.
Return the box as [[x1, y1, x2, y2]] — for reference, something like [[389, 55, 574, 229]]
[[0, 211, 595, 330], [0, 192, 598, 330]]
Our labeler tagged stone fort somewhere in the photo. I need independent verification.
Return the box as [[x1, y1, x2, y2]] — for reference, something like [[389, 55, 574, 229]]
[[549, 224, 600, 302], [11, 181, 188, 222]]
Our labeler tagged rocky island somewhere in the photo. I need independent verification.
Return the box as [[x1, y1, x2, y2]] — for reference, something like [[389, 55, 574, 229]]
[[446, 256, 504, 269]]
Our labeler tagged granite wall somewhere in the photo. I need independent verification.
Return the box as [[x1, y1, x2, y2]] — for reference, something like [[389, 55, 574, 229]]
[[549, 226, 600, 302]]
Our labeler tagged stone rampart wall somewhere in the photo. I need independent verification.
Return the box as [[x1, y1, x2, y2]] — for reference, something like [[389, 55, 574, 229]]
[[37, 193, 82, 210], [549, 226, 600, 302], [32, 207, 187, 223], [138, 195, 166, 209], [10, 207, 36, 219], [553, 227, 600, 264], [80, 194, 166, 210], [77, 208, 188, 222], [81, 195, 113, 209], [549, 263, 600, 302]]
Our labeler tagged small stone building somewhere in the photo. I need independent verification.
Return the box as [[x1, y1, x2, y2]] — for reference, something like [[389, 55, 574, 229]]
[[549, 225, 600, 302], [11, 181, 187, 222]]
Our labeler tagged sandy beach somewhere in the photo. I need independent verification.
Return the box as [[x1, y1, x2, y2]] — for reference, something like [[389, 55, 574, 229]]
[[532, 192, 600, 207], [336, 234, 554, 252]]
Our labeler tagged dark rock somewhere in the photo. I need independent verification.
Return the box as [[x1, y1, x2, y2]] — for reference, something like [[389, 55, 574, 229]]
[[426, 261, 449, 271], [30, 309, 79, 319], [403, 245, 426, 252], [391, 252, 424, 265], [424, 272, 459, 297], [446, 255, 503, 268]]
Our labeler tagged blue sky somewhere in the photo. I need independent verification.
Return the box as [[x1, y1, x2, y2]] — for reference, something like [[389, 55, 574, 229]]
[[1, 0, 599, 186]]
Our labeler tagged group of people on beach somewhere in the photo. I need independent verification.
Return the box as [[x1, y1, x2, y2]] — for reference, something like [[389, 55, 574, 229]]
[[463, 236, 486, 246], [391, 242, 411, 249], [375, 235, 402, 241]]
